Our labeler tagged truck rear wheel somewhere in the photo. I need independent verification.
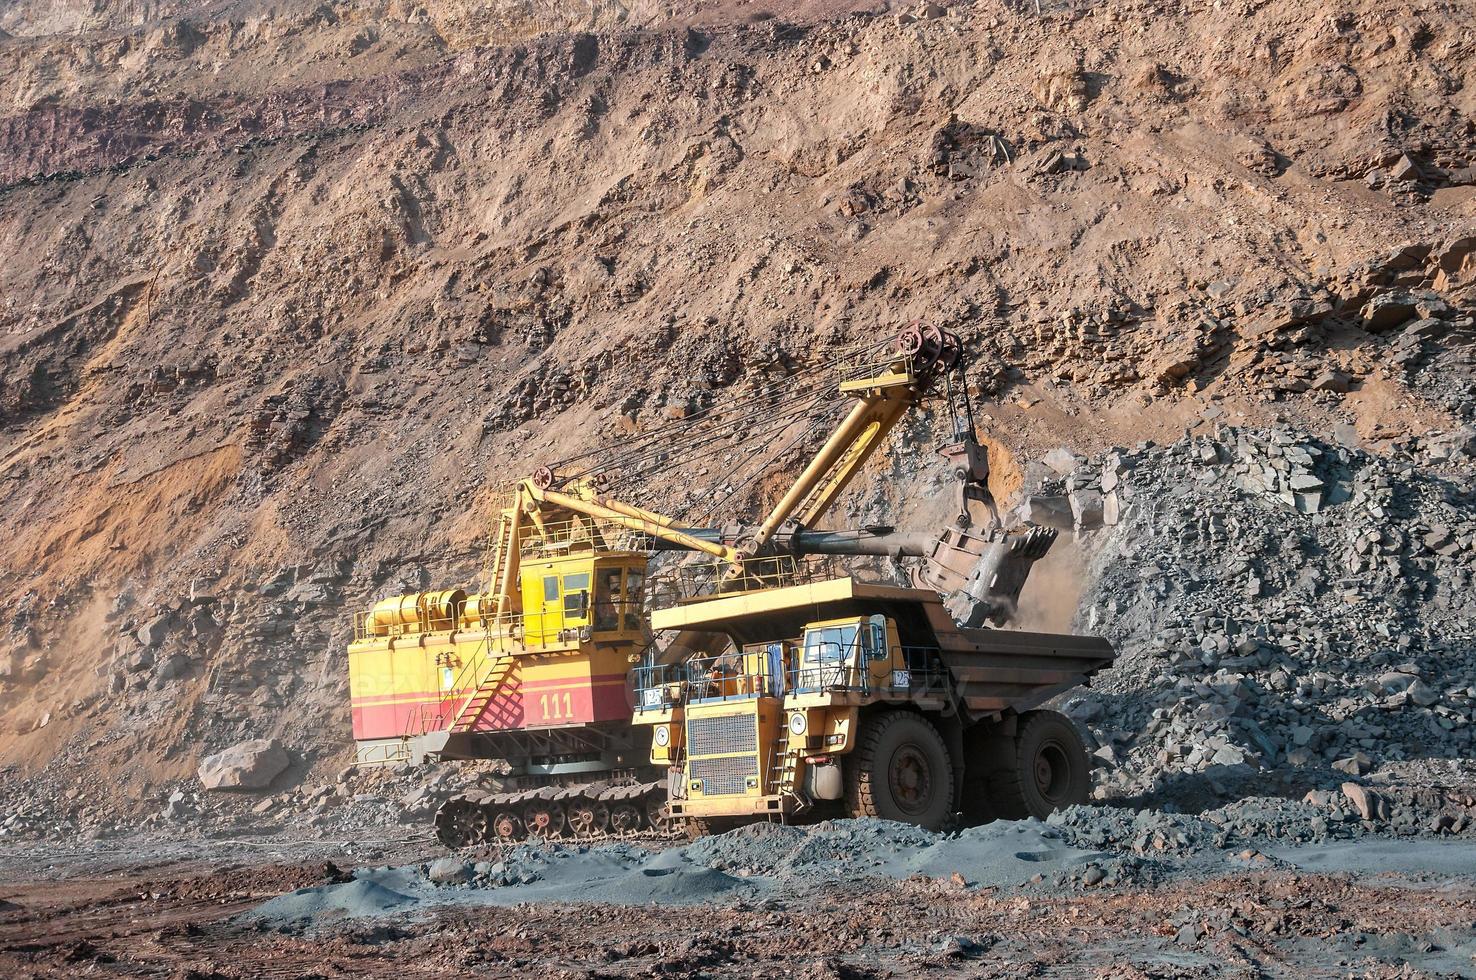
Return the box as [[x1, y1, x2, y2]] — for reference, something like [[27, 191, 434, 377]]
[[985, 710, 1089, 820], [845, 710, 954, 830]]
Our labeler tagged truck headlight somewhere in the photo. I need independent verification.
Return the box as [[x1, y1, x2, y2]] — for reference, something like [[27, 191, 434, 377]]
[[788, 712, 807, 736], [654, 724, 670, 747]]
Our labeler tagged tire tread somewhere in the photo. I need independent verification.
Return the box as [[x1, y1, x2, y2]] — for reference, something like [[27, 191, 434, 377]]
[[844, 710, 954, 829]]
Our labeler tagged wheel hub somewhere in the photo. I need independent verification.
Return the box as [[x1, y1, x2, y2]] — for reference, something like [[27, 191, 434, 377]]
[[492, 811, 521, 840], [1034, 741, 1071, 803], [888, 745, 932, 816]]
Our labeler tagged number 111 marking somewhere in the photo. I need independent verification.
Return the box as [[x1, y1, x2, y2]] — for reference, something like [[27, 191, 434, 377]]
[[539, 692, 574, 720]]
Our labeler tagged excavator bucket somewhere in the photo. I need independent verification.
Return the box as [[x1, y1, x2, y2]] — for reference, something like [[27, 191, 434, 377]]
[[912, 524, 1059, 627]]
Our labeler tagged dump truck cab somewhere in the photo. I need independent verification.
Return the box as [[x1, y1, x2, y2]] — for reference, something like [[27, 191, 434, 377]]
[[634, 576, 1115, 832]]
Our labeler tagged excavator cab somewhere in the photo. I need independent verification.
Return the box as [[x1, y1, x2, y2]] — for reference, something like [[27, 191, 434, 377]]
[[520, 554, 647, 646]]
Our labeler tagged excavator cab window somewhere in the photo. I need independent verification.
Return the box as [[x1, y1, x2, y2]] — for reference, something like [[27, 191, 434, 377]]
[[595, 569, 620, 631], [563, 572, 591, 622], [624, 570, 645, 630]]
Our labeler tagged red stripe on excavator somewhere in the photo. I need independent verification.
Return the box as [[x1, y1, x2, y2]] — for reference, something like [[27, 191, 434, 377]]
[[515, 674, 628, 692], [353, 681, 631, 740], [349, 674, 625, 706]]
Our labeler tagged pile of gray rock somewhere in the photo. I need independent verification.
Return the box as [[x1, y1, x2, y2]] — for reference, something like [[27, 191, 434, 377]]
[[1039, 424, 1476, 817]]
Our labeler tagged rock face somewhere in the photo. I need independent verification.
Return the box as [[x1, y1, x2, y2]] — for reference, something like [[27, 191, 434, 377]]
[[198, 739, 290, 791], [0, 0, 1472, 822], [1061, 423, 1476, 807]]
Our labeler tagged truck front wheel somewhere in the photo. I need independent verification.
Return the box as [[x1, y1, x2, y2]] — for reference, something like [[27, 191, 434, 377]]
[[845, 710, 954, 830], [986, 710, 1090, 820]]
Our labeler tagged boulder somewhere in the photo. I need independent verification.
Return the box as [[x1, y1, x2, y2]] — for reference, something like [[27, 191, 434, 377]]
[[198, 738, 291, 791], [1331, 751, 1373, 777], [1340, 782, 1385, 823], [1407, 678, 1440, 707], [1389, 154, 1420, 182], [1020, 494, 1074, 531], [1210, 745, 1246, 766], [1043, 447, 1085, 476], [136, 614, 172, 648], [1150, 351, 1199, 382], [1361, 293, 1417, 332], [1069, 488, 1105, 530], [427, 858, 472, 884], [1310, 370, 1351, 393]]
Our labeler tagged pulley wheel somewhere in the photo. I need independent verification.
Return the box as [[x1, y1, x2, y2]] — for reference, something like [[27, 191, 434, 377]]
[[566, 798, 610, 836], [896, 324, 926, 357], [609, 803, 643, 835], [936, 329, 963, 371]]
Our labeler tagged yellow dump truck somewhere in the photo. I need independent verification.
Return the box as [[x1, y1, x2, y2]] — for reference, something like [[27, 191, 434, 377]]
[[635, 576, 1114, 832]]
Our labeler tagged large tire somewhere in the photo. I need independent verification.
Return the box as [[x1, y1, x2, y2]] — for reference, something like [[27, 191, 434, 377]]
[[845, 710, 955, 830], [959, 727, 1011, 825], [984, 710, 1090, 820]]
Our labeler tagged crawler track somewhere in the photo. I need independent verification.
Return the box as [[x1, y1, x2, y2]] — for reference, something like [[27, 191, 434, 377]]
[[433, 781, 676, 846]]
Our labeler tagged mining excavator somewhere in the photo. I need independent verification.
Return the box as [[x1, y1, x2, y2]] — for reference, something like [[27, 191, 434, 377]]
[[345, 325, 1113, 845]]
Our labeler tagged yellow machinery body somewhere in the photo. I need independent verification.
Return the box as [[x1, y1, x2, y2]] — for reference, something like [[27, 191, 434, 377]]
[[340, 325, 1105, 844], [348, 328, 964, 772], [347, 547, 649, 761], [635, 576, 1115, 824]]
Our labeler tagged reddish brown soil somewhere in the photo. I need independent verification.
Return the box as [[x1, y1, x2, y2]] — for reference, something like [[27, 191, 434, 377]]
[[1, 857, 1471, 978]]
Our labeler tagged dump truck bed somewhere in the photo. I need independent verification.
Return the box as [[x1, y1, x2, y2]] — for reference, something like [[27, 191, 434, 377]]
[[651, 576, 1115, 722], [905, 593, 1113, 720]]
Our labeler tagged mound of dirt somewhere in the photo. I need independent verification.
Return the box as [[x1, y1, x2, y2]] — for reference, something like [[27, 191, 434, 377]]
[[242, 808, 1476, 932]]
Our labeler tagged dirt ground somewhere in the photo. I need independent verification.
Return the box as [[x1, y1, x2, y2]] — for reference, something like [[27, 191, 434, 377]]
[[2, 834, 1474, 979]]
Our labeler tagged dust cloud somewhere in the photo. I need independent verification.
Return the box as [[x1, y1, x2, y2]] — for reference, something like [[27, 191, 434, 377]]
[[1010, 535, 1089, 635]]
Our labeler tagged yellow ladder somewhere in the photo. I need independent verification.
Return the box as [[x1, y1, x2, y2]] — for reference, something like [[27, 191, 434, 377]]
[[772, 729, 805, 800], [449, 652, 517, 733]]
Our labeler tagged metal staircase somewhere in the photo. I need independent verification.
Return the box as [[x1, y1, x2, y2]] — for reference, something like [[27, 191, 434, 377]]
[[448, 649, 518, 733]]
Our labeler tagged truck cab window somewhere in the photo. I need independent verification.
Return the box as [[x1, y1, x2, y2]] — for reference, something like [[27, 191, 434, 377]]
[[801, 624, 859, 687], [867, 615, 887, 659]]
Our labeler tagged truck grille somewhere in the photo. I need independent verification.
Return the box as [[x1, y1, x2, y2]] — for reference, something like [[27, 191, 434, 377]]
[[687, 713, 756, 757], [690, 755, 759, 796]]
